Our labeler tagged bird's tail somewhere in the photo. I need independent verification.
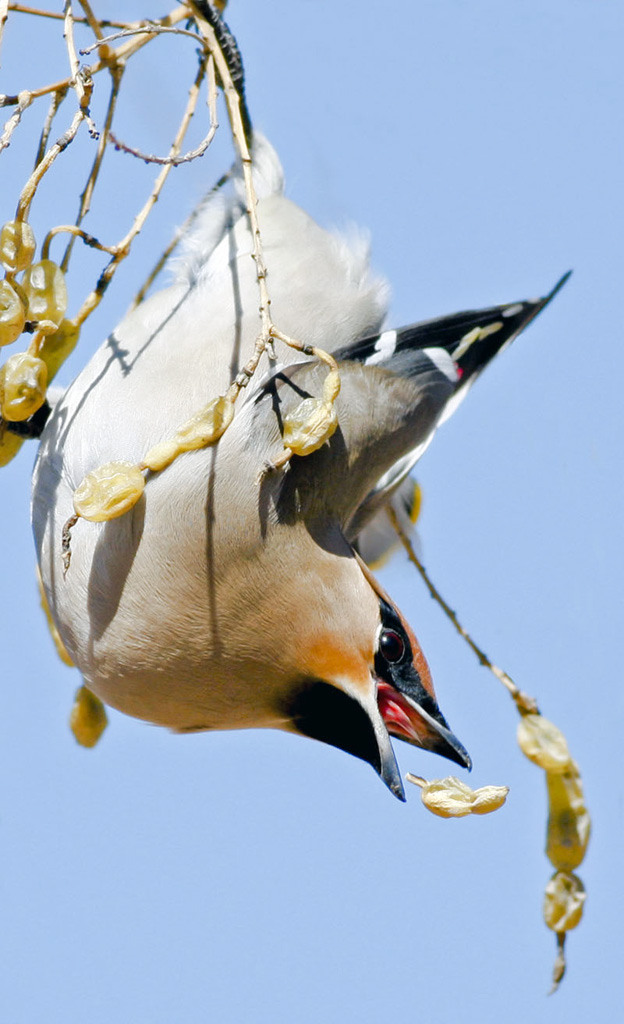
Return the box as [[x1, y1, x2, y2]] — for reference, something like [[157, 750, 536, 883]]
[[174, 133, 284, 288]]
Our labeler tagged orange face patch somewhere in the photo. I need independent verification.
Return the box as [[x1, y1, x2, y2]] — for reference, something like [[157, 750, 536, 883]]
[[300, 637, 375, 698]]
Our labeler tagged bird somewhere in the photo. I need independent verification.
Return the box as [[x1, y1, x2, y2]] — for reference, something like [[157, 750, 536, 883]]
[[31, 134, 568, 801]]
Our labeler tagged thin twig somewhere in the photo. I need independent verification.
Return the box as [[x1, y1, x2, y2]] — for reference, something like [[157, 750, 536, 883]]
[[79, 23, 204, 56], [0, 6, 190, 107], [270, 327, 339, 371], [33, 85, 68, 169], [73, 48, 210, 328], [42, 224, 117, 260], [77, 0, 112, 62], [386, 504, 538, 714], [0, 0, 9, 65], [15, 95, 90, 220], [189, 3, 276, 394], [0, 88, 32, 152], [8, 4, 129, 29], [108, 54, 217, 166], [61, 59, 124, 271], [63, 0, 98, 137]]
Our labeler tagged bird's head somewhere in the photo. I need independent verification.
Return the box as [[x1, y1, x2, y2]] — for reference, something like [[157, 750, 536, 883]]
[[280, 550, 471, 800]]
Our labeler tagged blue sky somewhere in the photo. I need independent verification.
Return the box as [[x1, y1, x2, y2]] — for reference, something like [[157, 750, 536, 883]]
[[1, 2, 622, 1021]]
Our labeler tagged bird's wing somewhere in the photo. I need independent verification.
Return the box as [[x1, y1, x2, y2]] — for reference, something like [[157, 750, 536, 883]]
[[249, 352, 455, 532], [332, 272, 571, 544]]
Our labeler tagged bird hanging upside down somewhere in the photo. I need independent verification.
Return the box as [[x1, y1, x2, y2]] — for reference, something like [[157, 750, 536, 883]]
[[31, 135, 567, 800]]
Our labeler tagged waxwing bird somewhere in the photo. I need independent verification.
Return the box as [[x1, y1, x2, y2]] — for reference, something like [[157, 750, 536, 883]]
[[30, 132, 567, 800]]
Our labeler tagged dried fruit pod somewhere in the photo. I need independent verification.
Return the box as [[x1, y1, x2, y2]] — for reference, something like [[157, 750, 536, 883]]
[[73, 461, 145, 522], [0, 220, 36, 273], [0, 279, 26, 346], [143, 394, 235, 472], [37, 565, 74, 667], [174, 394, 235, 451], [0, 427, 24, 466], [1, 351, 48, 421], [142, 438, 179, 474], [21, 259, 67, 334], [408, 774, 509, 818], [419, 776, 475, 817], [543, 871, 585, 932], [36, 318, 80, 381], [517, 712, 572, 773], [70, 685, 108, 748], [470, 784, 510, 814], [546, 762, 591, 870], [282, 396, 338, 457]]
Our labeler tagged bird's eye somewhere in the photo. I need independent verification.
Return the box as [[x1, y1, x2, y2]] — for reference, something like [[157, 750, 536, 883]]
[[379, 629, 405, 663]]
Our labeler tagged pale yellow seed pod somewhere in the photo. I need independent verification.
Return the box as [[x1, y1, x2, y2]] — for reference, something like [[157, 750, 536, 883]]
[[543, 871, 585, 932], [470, 784, 510, 814], [21, 259, 68, 334], [73, 461, 145, 522], [0, 426, 24, 466], [517, 713, 572, 773], [546, 763, 591, 871], [142, 438, 180, 474], [1, 351, 48, 421], [420, 776, 475, 818], [142, 395, 234, 472], [36, 318, 80, 381], [282, 397, 338, 457], [0, 220, 36, 273], [37, 565, 74, 667], [174, 394, 235, 451], [0, 279, 26, 346], [70, 685, 108, 748]]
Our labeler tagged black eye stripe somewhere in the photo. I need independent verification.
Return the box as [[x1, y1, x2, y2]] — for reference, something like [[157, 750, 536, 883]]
[[379, 629, 405, 663]]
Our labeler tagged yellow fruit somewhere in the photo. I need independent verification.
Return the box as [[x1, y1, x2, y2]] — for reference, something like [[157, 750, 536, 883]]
[[142, 439, 179, 474], [22, 259, 67, 334], [173, 394, 235, 451], [546, 763, 591, 871], [419, 776, 475, 817], [73, 461, 145, 522], [517, 713, 572, 773], [70, 686, 108, 748], [470, 784, 510, 814], [0, 220, 36, 273], [142, 394, 235, 472], [543, 871, 585, 932], [1, 351, 48, 421], [282, 396, 338, 457], [0, 279, 26, 346], [408, 774, 509, 818], [37, 318, 80, 381]]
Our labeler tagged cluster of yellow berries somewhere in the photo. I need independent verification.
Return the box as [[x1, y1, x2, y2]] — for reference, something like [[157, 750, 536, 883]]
[[69, 367, 341, 528], [70, 392, 238, 528], [0, 219, 80, 466], [517, 711, 590, 987]]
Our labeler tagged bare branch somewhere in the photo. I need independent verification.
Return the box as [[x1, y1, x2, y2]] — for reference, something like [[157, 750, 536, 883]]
[[0, 88, 32, 153]]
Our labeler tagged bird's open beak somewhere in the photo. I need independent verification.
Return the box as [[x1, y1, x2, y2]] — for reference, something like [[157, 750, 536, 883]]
[[370, 683, 471, 800], [377, 680, 471, 775]]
